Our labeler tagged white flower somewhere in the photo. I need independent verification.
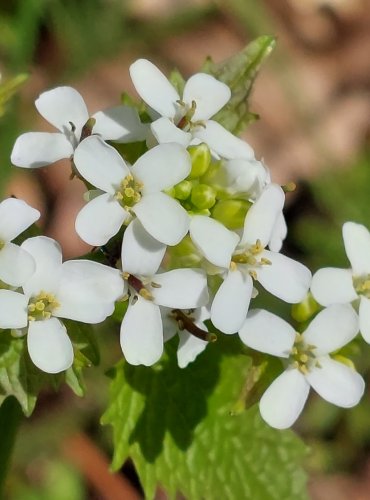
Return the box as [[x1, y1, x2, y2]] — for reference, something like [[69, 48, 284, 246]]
[[73, 135, 191, 246], [119, 219, 209, 366], [239, 305, 364, 429], [0, 236, 123, 373], [129, 59, 254, 160], [162, 306, 211, 368], [11, 86, 147, 168], [0, 198, 40, 286], [311, 222, 370, 343], [214, 158, 271, 200], [191, 184, 311, 334]]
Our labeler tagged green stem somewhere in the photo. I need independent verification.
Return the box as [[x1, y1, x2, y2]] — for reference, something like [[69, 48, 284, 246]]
[[0, 397, 23, 495]]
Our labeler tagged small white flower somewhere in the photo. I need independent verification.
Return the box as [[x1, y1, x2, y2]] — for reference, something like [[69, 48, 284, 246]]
[[311, 222, 370, 343], [191, 184, 311, 334], [11, 86, 147, 168], [0, 198, 40, 286], [239, 305, 364, 429], [119, 219, 209, 366], [74, 135, 191, 246], [0, 236, 123, 373], [129, 59, 254, 160], [216, 158, 271, 200]]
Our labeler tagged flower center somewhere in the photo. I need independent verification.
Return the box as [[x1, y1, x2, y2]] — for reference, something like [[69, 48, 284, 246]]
[[353, 274, 370, 298], [231, 240, 272, 277], [175, 100, 205, 131], [115, 174, 143, 212], [123, 272, 161, 302], [288, 333, 317, 374], [28, 291, 60, 322]]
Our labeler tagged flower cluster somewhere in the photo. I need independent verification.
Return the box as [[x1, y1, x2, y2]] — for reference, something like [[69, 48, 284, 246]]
[[5, 58, 367, 428]]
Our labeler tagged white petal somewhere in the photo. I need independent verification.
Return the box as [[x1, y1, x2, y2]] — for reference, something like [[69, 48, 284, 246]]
[[35, 86, 89, 137], [129, 59, 179, 118], [73, 135, 129, 193], [58, 260, 124, 304], [183, 73, 230, 121], [257, 250, 312, 303], [0, 243, 35, 287], [311, 267, 357, 306], [120, 297, 163, 366], [211, 269, 253, 334], [55, 298, 115, 324], [92, 105, 148, 142], [303, 304, 359, 355], [343, 222, 370, 275], [359, 296, 370, 343], [11, 132, 74, 168], [75, 193, 127, 246], [223, 158, 269, 198], [0, 198, 40, 242], [260, 369, 310, 429], [152, 268, 208, 308], [150, 117, 191, 147], [134, 192, 189, 245], [21, 236, 62, 296], [306, 356, 365, 407], [239, 309, 295, 357], [193, 120, 254, 160], [269, 212, 287, 252], [0, 290, 28, 329], [131, 143, 191, 194], [189, 216, 239, 268], [27, 318, 73, 373], [121, 219, 166, 276], [177, 331, 207, 368], [161, 306, 178, 341], [241, 184, 285, 247]]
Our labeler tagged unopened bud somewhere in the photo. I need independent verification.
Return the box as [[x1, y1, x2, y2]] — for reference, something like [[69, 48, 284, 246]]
[[291, 293, 320, 323], [191, 184, 216, 210], [212, 199, 251, 230], [188, 143, 211, 179], [174, 180, 192, 200]]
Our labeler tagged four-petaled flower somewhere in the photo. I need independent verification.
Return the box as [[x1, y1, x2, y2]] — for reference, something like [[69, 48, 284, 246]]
[[311, 222, 370, 343], [239, 304, 365, 429], [119, 219, 209, 366], [130, 59, 254, 160], [74, 135, 191, 246], [11, 86, 147, 168], [0, 236, 123, 373], [191, 184, 311, 334]]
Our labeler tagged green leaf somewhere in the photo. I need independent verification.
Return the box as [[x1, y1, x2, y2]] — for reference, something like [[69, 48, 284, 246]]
[[0, 73, 28, 117], [64, 320, 100, 397], [169, 68, 186, 95], [102, 337, 307, 500], [0, 332, 61, 416], [204, 35, 276, 134]]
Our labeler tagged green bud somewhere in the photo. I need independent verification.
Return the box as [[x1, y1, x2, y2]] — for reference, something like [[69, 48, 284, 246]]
[[163, 186, 176, 198], [188, 143, 211, 179], [291, 293, 320, 323], [174, 180, 192, 200], [167, 235, 202, 268], [191, 184, 216, 209], [212, 199, 251, 230]]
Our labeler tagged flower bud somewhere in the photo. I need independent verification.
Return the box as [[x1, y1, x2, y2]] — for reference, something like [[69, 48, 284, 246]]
[[174, 180, 192, 200], [212, 199, 250, 230], [291, 293, 320, 323], [191, 184, 216, 210], [188, 143, 211, 179]]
